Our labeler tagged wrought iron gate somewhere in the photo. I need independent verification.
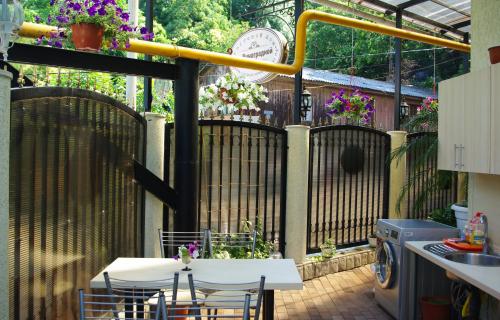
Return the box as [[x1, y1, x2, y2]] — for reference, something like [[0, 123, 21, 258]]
[[164, 120, 287, 247], [307, 125, 390, 252], [8, 87, 146, 319]]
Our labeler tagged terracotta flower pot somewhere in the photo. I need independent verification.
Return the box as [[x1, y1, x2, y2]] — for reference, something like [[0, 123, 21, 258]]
[[71, 23, 104, 52], [489, 46, 500, 64]]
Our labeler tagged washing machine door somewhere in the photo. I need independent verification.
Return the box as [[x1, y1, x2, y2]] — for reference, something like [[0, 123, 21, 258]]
[[375, 241, 396, 289]]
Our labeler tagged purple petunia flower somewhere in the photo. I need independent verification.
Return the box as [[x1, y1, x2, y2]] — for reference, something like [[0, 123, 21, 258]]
[[140, 27, 148, 34], [97, 6, 107, 16], [141, 32, 154, 41], [36, 36, 44, 45], [87, 6, 97, 16], [50, 0, 56, 6], [35, 15, 41, 23], [56, 15, 69, 24], [73, 3, 81, 11], [54, 40, 63, 48], [125, 40, 131, 48], [120, 12, 129, 22], [111, 38, 119, 49], [119, 24, 133, 32], [47, 15, 52, 23]]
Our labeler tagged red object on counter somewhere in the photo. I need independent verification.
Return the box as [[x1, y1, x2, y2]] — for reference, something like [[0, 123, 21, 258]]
[[444, 238, 483, 252]]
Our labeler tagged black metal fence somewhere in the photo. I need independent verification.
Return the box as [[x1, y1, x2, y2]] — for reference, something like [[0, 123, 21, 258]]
[[9, 87, 145, 319], [307, 125, 391, 252], [405, 132, 457, 219], [164, 120, 287, 245]]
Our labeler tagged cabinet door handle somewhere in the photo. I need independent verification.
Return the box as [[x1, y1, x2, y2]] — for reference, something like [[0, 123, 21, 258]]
[[460, 145, 465, 169], [454, 144, 458, 168]]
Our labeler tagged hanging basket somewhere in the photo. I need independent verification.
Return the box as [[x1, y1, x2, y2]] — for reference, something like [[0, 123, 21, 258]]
[[71, 23, 104, 52]]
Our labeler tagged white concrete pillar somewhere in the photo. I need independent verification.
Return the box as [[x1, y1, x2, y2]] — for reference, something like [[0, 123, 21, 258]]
[[144, 113, 165, 257], [284, 125, 310, 264], [0, 69, 12, 320], [126, 0, 139, 110], [388, 131, 408, 218]]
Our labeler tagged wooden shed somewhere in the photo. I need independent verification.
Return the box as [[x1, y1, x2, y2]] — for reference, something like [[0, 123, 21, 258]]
[[200, 66, 435, 131]]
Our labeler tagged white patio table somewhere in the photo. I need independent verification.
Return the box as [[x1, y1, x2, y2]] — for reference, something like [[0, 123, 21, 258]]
[[90, 258, 303, 320]]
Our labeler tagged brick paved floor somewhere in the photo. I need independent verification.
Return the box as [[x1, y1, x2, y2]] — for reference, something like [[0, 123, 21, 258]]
[[274, 265, 393, 320]]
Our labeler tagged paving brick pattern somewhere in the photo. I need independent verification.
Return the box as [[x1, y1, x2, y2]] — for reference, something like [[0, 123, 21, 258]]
[[274, 265, 393, 320]]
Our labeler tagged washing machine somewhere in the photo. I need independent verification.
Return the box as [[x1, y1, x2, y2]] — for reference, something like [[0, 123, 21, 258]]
[[373, 219, 458, 319]]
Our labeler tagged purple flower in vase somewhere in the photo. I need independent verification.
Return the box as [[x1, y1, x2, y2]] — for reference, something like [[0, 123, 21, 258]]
[[173, 254, 179, 261]]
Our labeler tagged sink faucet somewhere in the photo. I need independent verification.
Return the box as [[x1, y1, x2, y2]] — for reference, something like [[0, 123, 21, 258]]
[[480, 214, 489, 254]]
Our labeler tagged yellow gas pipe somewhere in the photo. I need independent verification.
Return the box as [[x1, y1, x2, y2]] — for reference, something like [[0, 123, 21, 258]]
[[18, 10, 470, 75]]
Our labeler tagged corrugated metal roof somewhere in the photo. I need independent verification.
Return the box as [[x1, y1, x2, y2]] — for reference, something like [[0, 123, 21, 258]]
[[280, 67, 435, 99]]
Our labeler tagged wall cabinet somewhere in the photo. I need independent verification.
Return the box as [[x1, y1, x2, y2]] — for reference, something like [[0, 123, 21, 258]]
[[438, 65, 498, 174]]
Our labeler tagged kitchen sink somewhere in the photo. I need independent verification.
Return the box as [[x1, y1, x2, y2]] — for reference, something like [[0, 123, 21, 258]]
[[444, 252, 500, 267]]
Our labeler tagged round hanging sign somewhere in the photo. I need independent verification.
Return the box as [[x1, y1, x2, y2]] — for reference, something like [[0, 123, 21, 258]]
[[229, 28, 289, 84]]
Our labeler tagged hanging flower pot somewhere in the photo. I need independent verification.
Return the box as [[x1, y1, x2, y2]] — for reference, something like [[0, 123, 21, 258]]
[[35, 1, 154, 50], [488, 46, 500, 64], [71, 23, 104, 52]]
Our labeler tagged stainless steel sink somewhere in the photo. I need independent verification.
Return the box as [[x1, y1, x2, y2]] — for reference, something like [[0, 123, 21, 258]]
[[444, 252, 500, 267]]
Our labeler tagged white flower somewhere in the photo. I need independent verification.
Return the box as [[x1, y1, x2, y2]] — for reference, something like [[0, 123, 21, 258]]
[[192, 250, 199, 259]]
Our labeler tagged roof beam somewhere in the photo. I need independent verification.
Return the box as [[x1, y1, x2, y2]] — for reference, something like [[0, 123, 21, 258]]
[[399, 0, 428, 10], [451, 20, 471, 29]]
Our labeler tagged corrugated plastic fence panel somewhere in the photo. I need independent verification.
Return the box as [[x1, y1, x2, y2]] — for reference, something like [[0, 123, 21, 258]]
[[9, 87, 145, 320]]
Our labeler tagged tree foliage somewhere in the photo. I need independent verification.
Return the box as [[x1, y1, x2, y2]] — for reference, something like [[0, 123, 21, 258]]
[[150, 0, 248, 52]]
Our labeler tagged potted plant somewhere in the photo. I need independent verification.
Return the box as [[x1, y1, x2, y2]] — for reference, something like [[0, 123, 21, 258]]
[[199, 72, 268, 121], [320, 238, 336, 258], [325, 89, 375, 174], [173, 242, 199, 271], [36, 0, 154, 51], [368, 233, 377, 248], [324, 88, 375, 126]]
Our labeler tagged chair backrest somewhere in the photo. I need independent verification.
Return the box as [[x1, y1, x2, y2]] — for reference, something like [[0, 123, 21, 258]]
[[79, 289, 168, 320], [166, 293, 252, 320], [187, 273, 265, 320], [208, 230, 258, 259], [158, 229, 210, 258], [103, 272, 179, 319]]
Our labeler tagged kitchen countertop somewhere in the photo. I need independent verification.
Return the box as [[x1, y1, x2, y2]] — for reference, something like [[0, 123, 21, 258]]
[[406, 241, 500, 300]]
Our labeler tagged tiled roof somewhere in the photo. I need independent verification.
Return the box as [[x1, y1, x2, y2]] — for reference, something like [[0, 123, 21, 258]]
[[280, 67, 435, 99]]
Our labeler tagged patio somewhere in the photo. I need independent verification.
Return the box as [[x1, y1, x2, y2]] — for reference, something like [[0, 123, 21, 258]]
[[5, 1, 500, 320], [274, 265, 390, 320]]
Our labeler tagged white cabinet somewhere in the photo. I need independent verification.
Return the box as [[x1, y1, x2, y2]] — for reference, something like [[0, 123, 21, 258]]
[[490, 63, 500, 174], [438, 67, 492, 174]]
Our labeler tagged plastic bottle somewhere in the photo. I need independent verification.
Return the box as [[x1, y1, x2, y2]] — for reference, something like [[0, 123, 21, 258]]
[[470, 212, 486, 246]]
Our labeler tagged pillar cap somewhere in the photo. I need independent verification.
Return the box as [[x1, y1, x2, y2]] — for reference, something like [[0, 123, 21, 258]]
[[387, 130, 408, 135], [144, 112, 166, 121], [285, 125, 310, 131], [0, 69, 13, 80]]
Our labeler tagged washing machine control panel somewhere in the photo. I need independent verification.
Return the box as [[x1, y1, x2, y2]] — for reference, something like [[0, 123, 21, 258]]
[[390, 230, 399, 240]]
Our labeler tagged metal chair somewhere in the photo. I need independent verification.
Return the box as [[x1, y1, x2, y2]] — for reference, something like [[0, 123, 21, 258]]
[[207, 230, 258, 259], [79, 289, 169, 320], [167, 294, 252, 319], [187, 274, 265, 320], [158, 229, 211, 258], [103, 272, 197, 318]]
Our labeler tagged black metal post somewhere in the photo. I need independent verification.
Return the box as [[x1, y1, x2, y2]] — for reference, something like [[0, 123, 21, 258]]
[[174, 59, 200, 233], [463, 33, 470, 73], [143, 0, 154, 112], [293, 0, 304, 125], [393, 9, 403, 130]]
